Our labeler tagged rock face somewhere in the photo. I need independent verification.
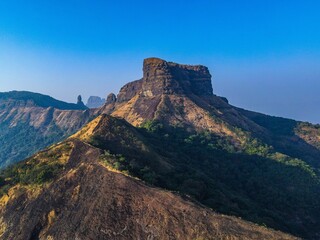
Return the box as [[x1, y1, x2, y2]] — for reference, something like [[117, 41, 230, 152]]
[[142, 57, 213, 97], [86, 96, 106, 108], [116, 80, 142, 103], [105, 93, 116, 104]]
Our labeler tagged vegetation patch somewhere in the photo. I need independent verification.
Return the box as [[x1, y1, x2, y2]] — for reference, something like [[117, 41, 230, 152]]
[[0, 142, 73, 198], [0, 122, 66, 168]]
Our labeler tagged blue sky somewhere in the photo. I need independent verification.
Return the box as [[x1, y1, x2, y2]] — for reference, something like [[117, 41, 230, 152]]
[[1, 1, 320, 122]]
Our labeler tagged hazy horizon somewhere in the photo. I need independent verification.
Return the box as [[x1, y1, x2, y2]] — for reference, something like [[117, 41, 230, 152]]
[[1, 1, 320, 123]]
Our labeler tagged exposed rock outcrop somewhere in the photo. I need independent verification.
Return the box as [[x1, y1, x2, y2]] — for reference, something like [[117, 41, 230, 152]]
[[76, 95, 86, 108], [99, 93, 117, 113], [142, 57, 213, 97], [105, 93, 116, 104], [116, 80, 142, 103]]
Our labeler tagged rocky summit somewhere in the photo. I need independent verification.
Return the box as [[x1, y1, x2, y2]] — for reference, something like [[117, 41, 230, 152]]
[[103, 58, 259, 131], [141, 57, 213, 96], [86, 96, 106, 108]]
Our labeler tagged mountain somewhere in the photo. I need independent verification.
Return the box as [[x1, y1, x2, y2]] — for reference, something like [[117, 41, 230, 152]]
[[98, 58, 320, 238], [1, 58, 320, 239], [86, 96, 106, 108], [0, 91, 95, 168], [102, 58, 320, 168]]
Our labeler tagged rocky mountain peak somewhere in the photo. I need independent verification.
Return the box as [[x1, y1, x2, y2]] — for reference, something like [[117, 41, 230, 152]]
[[106, 93, 116, 104], [86, 96, 106, 108], [142, 57, 213, 97], [77, 95, 86, 108]]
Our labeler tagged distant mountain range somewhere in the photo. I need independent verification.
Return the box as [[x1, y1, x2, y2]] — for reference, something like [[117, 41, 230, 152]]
[[86, 96, 106, 108], [0, 91, 87, 110], [1, 58, 320, 239]]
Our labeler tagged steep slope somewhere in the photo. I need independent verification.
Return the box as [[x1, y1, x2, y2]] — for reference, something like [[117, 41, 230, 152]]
[[0, 133, 295, 239], [0, 91, 95, 168], [103, 58, 264, 136], [237, 108, 320, 167], [72, 114, 318, 239]]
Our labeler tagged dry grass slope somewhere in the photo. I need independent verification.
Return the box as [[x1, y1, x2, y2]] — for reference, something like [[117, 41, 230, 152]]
[[0, 139, 297, 240]]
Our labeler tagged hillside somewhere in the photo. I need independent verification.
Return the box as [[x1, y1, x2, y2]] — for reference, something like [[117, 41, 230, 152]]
[[96, 58, 320, 238], [0, 91, 95, 168], [73, 114, 318, 239], [0, 137, 295, 239]]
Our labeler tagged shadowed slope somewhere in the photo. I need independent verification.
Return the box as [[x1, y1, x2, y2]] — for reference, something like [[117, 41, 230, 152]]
[[0, 138, 296, 240]]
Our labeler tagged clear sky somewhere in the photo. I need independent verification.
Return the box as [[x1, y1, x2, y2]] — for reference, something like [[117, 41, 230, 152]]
[[1, 1, 320, 123]]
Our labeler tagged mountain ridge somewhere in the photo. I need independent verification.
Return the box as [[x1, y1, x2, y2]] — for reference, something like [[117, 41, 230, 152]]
[[0, 91, 87, 110], [0, 91, 96, 168], [0, 134, 296, 240]]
